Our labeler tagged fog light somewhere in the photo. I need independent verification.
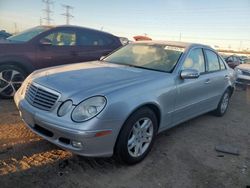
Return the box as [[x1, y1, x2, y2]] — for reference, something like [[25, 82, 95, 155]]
[[71, 140, 83, 148]]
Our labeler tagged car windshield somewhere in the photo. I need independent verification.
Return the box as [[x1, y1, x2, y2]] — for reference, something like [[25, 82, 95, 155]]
[[104, 43, 184, 73], [7, 26, 50, 42]]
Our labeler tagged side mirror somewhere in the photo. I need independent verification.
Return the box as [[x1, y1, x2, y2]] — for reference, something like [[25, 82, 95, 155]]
[[39, 38, 52, 46], [100, 56, 106, 61], [226, 59, 233, 63], [181, 69, 200, 79]]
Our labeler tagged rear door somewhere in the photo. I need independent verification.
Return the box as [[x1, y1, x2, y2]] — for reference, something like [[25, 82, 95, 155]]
[[203, 49, 229, 105]]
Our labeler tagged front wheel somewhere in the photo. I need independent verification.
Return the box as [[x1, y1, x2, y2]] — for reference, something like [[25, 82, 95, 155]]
[[0, 65, 27, 99], [115, 107, 158, 165], [213, 89, 230, 116]]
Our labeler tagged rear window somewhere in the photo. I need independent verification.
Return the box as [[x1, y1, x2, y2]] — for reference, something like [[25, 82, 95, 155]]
[[219, 57, 226, 70], [77, 31, 114, 46]]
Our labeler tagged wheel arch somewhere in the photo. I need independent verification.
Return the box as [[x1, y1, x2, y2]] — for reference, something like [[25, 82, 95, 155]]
[[0, 58, 35, 75], [227, 85, 234, 97], [124, 103, 161, 130], [113, 102, 161, 153]]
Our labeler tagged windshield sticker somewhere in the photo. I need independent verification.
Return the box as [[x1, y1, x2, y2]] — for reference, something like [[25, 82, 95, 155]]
[[164, 46, 184, 52]]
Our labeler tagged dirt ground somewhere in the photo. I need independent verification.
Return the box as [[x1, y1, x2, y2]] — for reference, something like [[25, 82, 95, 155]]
[[0, 88, 249, 188]]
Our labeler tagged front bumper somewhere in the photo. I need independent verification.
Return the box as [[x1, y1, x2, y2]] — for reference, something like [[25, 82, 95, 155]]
[[14, 92, 123, 157], [235, 74, 250, 86]]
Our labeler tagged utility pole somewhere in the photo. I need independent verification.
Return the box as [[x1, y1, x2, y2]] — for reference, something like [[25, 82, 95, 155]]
[[42, 0, 53, 25], [179, 32, 182, 41], [239, 41, 243, 51], [39, 17, 42, 25], [61, 4, 74, 25], [14, 22, 18, 34]]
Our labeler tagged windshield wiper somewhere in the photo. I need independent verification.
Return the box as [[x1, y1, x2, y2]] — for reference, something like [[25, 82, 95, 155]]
[[130, 65, 169, 73]]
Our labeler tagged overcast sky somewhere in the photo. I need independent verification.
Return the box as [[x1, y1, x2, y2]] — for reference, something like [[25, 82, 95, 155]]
[[0, 0, 250, 50]]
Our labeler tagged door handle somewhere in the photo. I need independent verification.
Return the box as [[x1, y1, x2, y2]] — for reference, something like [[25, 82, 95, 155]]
[[205, 79, 211, 84], [225, 75, 230, 79]]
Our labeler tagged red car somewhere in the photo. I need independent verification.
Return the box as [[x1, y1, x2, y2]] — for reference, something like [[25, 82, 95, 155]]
[[0, 25, 126, 98]]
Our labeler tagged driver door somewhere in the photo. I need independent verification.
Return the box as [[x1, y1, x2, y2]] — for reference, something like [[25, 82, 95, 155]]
[[172, 48, 212, 125], [35, 29, 79, 69]]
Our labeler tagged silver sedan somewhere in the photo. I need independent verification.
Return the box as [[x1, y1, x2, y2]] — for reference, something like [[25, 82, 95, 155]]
[[14, 41, 236, 164]]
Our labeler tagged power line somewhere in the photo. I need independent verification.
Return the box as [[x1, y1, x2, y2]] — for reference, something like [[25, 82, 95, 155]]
[[61, 4, 74, 25], [42, 0, 54, 25]]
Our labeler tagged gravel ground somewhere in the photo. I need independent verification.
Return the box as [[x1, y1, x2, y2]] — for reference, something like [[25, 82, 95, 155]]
[[0, 88, 249, 188]]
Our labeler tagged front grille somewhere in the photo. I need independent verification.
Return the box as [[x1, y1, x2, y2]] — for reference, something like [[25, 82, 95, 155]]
[[242, 70, 250, 77], [25, 83, 60, 111]]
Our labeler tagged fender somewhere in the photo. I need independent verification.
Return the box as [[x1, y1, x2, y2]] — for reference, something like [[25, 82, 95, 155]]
[[0, 55, 35, 74]]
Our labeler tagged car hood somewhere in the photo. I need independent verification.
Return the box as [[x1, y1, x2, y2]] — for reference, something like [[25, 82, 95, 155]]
[[0, 39, 24, 44], [31, 61, 168, 103], [237, 64, 250, 71]]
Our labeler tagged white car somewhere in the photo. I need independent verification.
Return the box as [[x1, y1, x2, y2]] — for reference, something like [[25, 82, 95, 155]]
[[235, 60, 250, 86]]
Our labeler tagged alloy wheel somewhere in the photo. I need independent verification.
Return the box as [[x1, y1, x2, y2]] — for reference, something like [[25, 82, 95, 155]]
[[220, 92, 229, 113], [127, 118, 154, 157], [0, 69, 25, 97]]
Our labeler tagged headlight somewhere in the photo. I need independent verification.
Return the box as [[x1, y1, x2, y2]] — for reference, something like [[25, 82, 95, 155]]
[[71, 96, 107, 122], [57, 100, 73, 117]]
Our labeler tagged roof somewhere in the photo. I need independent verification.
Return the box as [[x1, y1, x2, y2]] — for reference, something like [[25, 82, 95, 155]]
[[53, 25, 114, 36], [134, 40, 210, 49]]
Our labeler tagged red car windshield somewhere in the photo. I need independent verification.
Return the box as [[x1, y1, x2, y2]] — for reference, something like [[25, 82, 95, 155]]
[[7, 26, 50, 42]]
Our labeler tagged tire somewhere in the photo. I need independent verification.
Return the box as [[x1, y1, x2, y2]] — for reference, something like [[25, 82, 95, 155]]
[[0, 64, 27, 99], [213, 89, 230, 117], [115, 107, 158, 165]]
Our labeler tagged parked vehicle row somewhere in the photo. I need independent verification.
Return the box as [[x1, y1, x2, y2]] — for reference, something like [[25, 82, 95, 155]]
[[0, 30, 12, 40], [14, 41, 236, 164], [235, 59, 250, 86], [220, 54, 250, 86], [0, 25, 127, 98]]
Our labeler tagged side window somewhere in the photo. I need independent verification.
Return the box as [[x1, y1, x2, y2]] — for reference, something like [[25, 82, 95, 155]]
[[78, 31, 113, 46], [219, 57, 226, 70], [182, 48, 205, 73], [205, 50, 220, 72], [41, 30, 76, 46]]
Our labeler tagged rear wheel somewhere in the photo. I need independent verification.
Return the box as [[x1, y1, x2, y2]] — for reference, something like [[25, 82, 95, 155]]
[[0, 65, 27, 99], [213, 89, 230, 116], [115, 107, 158, 165]]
